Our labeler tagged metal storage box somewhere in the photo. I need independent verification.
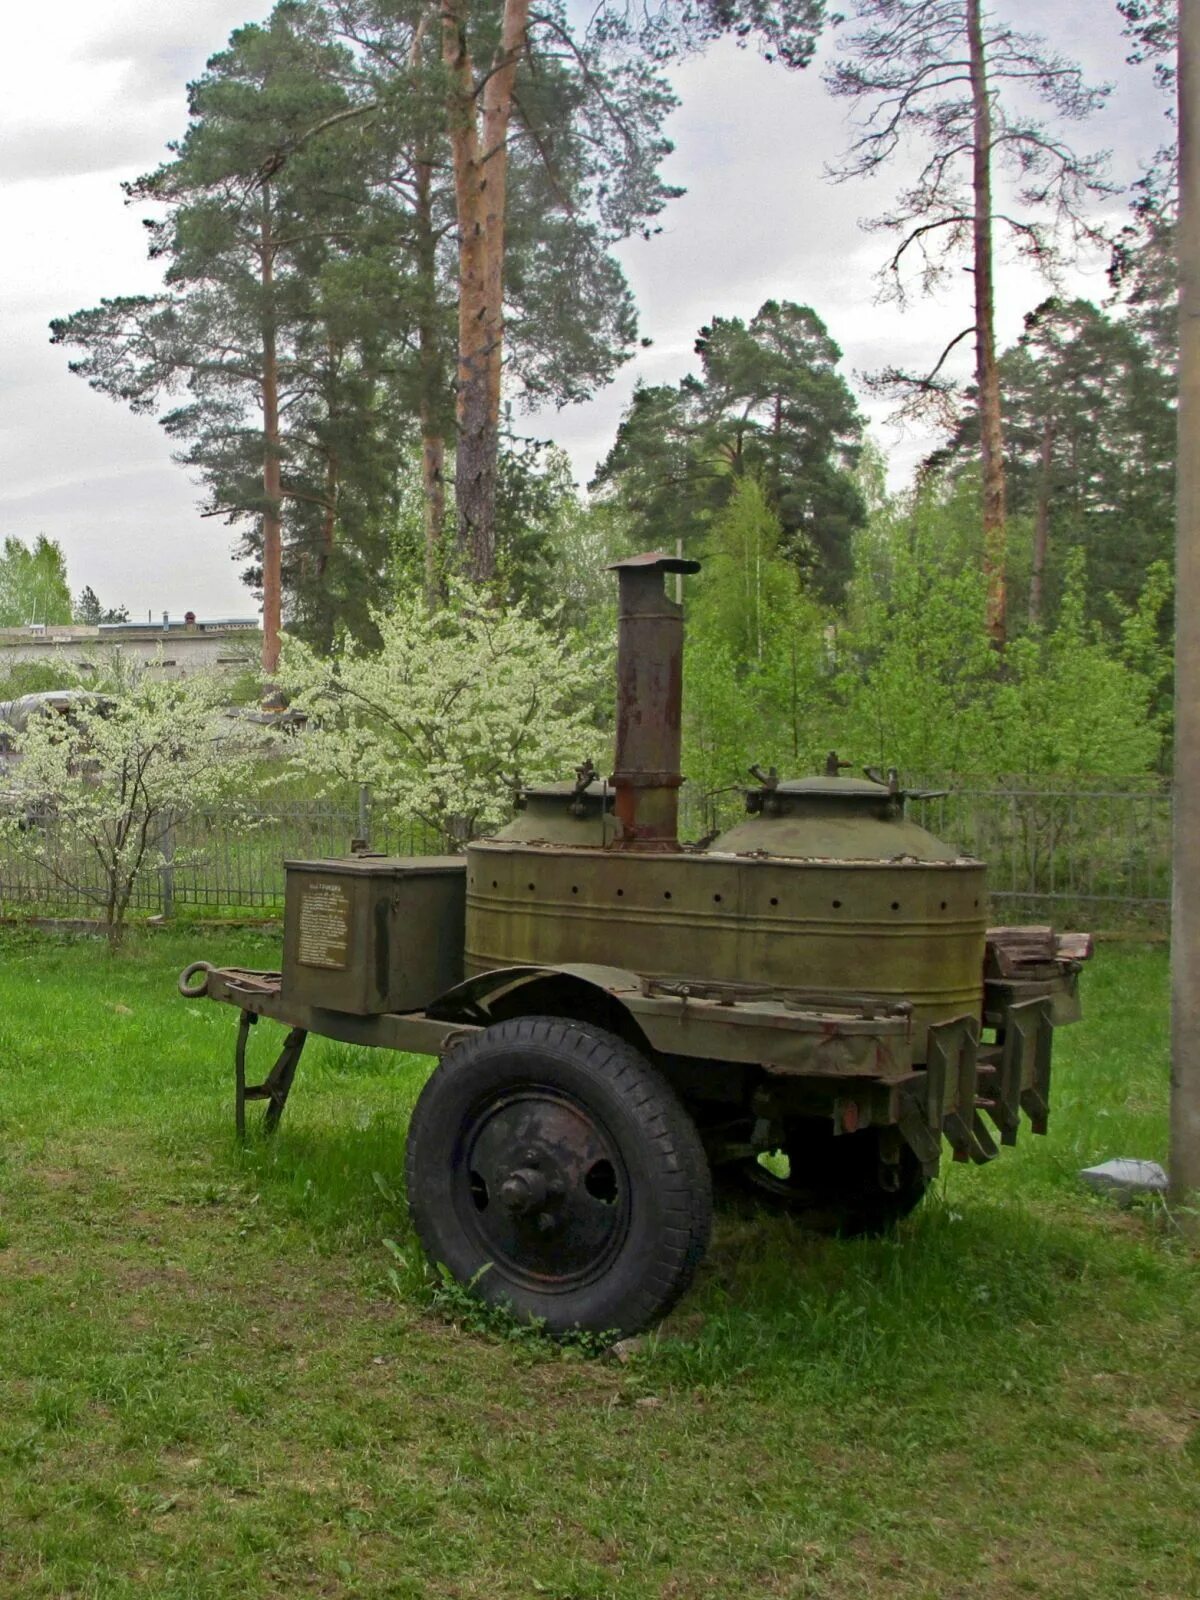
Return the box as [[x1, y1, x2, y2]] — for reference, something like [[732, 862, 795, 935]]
[[281, 856, 466, 1016]]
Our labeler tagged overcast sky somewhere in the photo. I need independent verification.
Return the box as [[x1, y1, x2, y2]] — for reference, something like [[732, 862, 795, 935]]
[[0, 1, 1165, 622]]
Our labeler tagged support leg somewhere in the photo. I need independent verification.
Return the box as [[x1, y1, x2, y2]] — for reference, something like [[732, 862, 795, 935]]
[[235, 1017, 307, 1138], [234, 1010, 257, 1141], [262, 1029, 308, 1133]]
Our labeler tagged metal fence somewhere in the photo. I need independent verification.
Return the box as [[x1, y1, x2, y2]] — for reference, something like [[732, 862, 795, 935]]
[[684, 774, 1172, 934], [166, 802, 440, 910], [0, 778, 1173, 931], [0, 795, 438, 918], [908, 778, 1171, 931]]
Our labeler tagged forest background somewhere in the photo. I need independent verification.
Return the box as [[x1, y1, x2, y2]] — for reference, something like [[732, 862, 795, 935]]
[[1, 0, 1183, 827]]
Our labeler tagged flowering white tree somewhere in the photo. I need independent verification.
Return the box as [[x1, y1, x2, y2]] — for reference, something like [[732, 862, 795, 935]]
[[278, 587, 607, 848], [0, 668, 260, 947]]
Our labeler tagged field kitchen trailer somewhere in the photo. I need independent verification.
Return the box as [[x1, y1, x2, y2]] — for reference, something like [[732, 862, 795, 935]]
[[180, 553, 1090, 1338]]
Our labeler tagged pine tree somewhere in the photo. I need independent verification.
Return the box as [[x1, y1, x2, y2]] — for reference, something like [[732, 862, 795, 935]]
[[51, 5, 398, 672], [936, 298, 1175, 628], [329, 0, 683, 584], [825, 0, 1114, 647], [593, 301, 865, 602], [74, 587, 130, 626]]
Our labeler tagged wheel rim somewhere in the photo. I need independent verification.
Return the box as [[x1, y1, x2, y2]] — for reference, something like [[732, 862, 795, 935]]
[[732, 1126, 924, 1231], [739, 1146, 828, 1208], [452, 1083, 632, 1293]]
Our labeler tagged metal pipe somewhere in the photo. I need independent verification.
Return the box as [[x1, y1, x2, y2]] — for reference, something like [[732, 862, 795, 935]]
[[608, 551, 700, 850]]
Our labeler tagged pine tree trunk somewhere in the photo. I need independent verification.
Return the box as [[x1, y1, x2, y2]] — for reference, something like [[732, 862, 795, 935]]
[[318, 331, 338, 589], [421, 417, 447, 602], [319, 449, 338, 578], [967, 0, 1007, 649], [260, 186, 284, 678], [772, 391, 783, 505], [415, 154, 446, 605], [312, 443, 338, 652], [1029, 415, 1055, 628], [442, 0, 529, 583]]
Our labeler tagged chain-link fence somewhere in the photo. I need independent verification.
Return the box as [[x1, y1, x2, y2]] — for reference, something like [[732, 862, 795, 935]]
[[0, 778, 1173, 931]]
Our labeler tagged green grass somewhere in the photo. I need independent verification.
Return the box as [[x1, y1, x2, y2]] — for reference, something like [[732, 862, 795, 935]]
[[0, 929, 1195, 1599]]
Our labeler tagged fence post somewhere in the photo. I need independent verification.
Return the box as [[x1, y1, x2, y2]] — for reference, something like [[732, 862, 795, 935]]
[[357, 784, 372, 851], [1173, 0, 1200, 1223], [160, 811, 176, 920]]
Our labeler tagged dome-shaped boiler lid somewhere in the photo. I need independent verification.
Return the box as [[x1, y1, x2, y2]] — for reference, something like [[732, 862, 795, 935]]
[[487, 760, 618, 846], [707, 755, 963, 862]]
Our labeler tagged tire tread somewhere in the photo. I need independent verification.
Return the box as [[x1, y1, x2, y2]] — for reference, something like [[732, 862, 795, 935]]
[[406, 1015, 711, 1337]]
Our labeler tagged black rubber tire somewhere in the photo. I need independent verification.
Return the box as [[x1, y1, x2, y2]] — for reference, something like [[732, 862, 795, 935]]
[[725, 1120, 929, 1237], [405, 1017, 712, 1338]]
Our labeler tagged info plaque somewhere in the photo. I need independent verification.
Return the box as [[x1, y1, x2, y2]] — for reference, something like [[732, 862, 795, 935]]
[[297, 880, 352, 969]]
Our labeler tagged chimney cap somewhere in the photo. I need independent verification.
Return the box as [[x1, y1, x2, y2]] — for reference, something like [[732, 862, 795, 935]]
[[608, 549, 701, 576]]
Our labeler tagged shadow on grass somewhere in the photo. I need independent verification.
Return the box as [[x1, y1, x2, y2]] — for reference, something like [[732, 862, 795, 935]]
[[221, 1068, 1178, 1407], [663, 1196, 1090, 1393]]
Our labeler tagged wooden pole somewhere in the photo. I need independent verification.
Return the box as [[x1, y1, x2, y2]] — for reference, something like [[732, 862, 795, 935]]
[[1171, 0, 1200, 1227]]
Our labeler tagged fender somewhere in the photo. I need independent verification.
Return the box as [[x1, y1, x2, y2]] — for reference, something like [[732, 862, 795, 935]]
[[425, 962, 921, 1079], [426, 962, 652, 1049]]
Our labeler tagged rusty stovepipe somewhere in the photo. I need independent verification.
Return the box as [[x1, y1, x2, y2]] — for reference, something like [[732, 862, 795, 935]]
[[608, 551, 701, 850]]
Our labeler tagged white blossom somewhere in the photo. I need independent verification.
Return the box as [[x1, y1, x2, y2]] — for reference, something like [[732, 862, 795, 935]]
[[0, 664, 260, 945], [278, 587, 607, 847]]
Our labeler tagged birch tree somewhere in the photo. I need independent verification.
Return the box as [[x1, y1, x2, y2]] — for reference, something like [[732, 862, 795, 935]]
[[0, 536, 73, 628], [825, 0, 1114, 647]]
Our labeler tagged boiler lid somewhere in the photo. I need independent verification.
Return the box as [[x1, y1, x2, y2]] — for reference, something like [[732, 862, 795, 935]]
[[772, 774, 902, 803], [518, 779, 613, 809], [487, 768, 618, 847], [708, 758, 965, 862]]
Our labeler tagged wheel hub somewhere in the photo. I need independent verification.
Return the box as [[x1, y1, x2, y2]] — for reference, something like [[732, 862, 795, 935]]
[[498, 1165, 550, 1215], [456, 1087, 630, 1290]]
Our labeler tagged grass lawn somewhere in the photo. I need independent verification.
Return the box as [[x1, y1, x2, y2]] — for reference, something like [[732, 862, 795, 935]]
[[0, 928, 1195, 1600]]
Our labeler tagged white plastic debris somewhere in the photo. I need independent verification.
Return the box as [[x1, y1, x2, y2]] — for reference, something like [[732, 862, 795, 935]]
[[1079, 1158, 1169, 1198]]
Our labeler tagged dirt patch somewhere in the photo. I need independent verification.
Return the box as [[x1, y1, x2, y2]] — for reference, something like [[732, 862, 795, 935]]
[[1125, 1404, 1200, 1451], [26, 1166, 85, 1191]]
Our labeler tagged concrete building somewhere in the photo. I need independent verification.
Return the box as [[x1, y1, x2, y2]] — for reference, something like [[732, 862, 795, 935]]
[[0, 615, 262, 681]]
